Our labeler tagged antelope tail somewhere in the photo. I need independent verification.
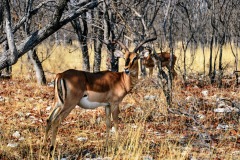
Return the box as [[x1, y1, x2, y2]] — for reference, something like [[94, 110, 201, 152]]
[[47, 75, 67, 123], [55, 74, 67, 104]]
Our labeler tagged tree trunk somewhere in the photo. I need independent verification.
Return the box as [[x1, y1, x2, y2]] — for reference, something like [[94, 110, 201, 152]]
[[103, 0, 118, 72], [93, 36, 103, 72], [217, 43, 223, 88], [92, 9, 103, 72], [28, 49, 46, 85], [24, 0, 46, 85], [71, 13, 90, 71], [167, 11, 174, 107], [217, 35, 225, 88], [231, 37, 239, 86], [201, 41, 206, 75], [108, 5, 118, 72], [139, 47, 147, 77], [183, 47, 187, 85], [0, 41, 11, 78], [209, 29, 215, 84]]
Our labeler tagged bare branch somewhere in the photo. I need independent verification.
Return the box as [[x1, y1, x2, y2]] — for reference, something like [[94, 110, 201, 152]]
[[0, 0, 57, 44], [0, 0, 100, 70]]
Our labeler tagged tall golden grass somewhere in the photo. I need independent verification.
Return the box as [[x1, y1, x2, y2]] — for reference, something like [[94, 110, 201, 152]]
[[12, 42, 239, 81]]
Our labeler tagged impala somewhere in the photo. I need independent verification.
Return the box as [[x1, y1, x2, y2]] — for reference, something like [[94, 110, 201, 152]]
[[44, 38, 156, 153], [140, 46, 177, 78]]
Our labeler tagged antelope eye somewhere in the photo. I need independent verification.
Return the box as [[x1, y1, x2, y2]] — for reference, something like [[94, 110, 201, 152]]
[[132, 57, 137, 62]]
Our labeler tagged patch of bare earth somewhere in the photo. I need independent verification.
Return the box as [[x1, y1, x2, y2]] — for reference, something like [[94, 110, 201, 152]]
[[0, 76, 239, 159]]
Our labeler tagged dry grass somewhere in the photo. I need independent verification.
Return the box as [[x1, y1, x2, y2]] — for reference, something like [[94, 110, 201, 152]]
[[12, 42, 239, 80], [1, 42, 240, 159]]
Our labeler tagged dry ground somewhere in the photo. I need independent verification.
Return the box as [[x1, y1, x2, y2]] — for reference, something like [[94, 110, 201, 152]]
[[0, 75, 240, 159]]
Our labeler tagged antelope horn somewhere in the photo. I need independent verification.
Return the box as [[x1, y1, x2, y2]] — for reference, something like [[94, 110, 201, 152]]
[[133, 37, 157, 53], [114, 40, 129, 52]]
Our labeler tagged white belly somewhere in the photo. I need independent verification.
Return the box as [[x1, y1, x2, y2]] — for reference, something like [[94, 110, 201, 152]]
[[79, 96, 109, 109]]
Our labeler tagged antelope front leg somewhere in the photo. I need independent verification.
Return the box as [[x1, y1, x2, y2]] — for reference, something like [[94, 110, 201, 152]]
[[149, 67, 154, 77], [105, 105, 111, 146], [111, 104, 120, 149]]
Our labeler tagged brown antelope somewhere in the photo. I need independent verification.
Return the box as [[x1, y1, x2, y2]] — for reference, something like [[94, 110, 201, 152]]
[[44, 38, 156, 153], [140, 47, 177, 78]]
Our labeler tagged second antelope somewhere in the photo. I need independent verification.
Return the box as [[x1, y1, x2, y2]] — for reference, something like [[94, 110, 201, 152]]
[[140, 46, 177, 78], [45, 38, 156, 153]]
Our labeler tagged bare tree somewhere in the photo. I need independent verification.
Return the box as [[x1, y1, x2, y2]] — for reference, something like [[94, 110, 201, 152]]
[[103, 0, 118, 72], [0, 0, 100, 70], [177, 1, 196, 86], [92, 7, 103, 72], [23, 0, 47, 85], [71, 13, 90, 71]]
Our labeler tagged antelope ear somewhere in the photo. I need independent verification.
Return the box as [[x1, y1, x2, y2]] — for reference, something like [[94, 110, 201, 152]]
[[114, 50, 125, 58], [139, 51, 144, 58]]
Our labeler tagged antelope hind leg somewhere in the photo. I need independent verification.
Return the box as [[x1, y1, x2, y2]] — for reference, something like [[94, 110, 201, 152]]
[[111, 104, 119, 131], [50, 104, 77, 151], [44, 106, 62, 144]]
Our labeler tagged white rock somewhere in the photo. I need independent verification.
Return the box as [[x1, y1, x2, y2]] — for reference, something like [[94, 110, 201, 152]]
[[214, 108, 230, 113], [12, 131, 21, 138], [197, 114, 205, 119], [19, 137, 25, 141], [134, 107, 143, 113], [217, 101, 226, 107], [46, 106, 52, 111], [0, 96, 5, 102], [75, 106, 80, 109], [216, 124, 229, 130], [17, 112, 24, 117], [77, 137, 88, 142], [148, 95, 156, 100], [29, 116, 37, 120], [26, 113, 31, 116], [48, 81, 54, 87], [143, 155, 153, 160], [131, 124, 138, 129], [214, 106, 239, 113], [110, 127, 116, 133], [144, 95, 156, 100], [96, 117, 102, 124], [186, 96, 195, 102], [201, 90, 208, 97], [7, 142, 18, 148], [123, 103, 132, 109], [144, 95, 150, 100]]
